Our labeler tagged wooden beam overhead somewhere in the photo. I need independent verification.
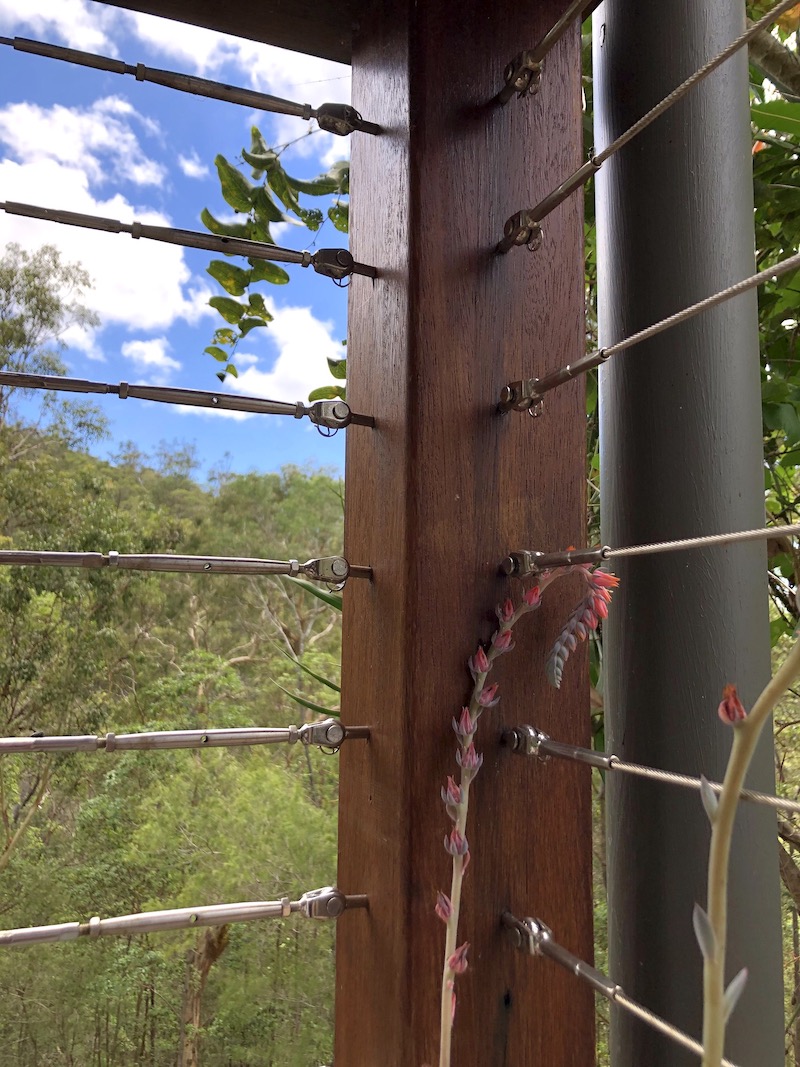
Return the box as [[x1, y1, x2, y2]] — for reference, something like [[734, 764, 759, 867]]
[[91, 0, 356, 64]]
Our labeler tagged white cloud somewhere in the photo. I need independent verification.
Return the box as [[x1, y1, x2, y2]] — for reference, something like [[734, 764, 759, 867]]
[[123, 10, 351, 165], [0, 0, 119, 51], [0, 97, 165, 187], [228, 302, 341, 403], [121, 338, 180, 384], [0, 156, 209, 329], [178, 152, 209, 180]]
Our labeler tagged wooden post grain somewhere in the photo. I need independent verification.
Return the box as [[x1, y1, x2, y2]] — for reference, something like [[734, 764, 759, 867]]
[[336, 3, 592, 1064]]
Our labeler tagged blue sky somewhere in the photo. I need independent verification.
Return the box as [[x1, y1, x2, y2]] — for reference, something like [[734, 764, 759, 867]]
[[0, 0, 352, 478]]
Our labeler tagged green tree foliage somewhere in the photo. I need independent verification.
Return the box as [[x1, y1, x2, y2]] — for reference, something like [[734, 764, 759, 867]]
[[0, 416, 343, 1065]]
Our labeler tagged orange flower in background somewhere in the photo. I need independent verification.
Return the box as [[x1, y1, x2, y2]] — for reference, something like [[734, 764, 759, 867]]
[[776, 2, 800, 30], [753, 140, 767, 155]]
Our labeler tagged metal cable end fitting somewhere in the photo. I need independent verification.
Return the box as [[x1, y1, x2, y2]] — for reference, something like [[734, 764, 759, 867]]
[[298, 886, 368, 919], [502, 724, 549, 759]]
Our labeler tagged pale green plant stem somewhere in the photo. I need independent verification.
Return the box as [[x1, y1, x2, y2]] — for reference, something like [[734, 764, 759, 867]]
[[702, 635, 800, 1066]]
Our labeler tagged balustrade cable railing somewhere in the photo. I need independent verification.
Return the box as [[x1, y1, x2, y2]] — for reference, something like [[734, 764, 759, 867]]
[[502, 912, 740, 1066], [498, 247, 800, 415], [503, 725, 800, 816], [502, 519, 800, 577], [495, 0, 799, 254], [0, 550, 370, 586], [0, 718, 368, 756], [0, 201, 377, 282], [0, 35, 380, 136], [0, 886, 368, 947], [0, 370, 373, 431]]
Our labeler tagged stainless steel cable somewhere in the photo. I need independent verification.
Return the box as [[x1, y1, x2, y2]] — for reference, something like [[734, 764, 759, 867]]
[[0, 550, 372, 585], [502, 912, 739, 1067], [505, 726, 800, 816], [0, 887, 368, 947], [498, 247, 800, 413], [0, 35, 380, 135], [0, 370, 374, 429], [496, 0, 799, 252], [0, 719, 370, 756], [503, 520, 800, 576], [0, 201, 377, 281]]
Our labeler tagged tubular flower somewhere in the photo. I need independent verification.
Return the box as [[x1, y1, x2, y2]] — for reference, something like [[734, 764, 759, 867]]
[[718, 684, 747, 725], [497, 598, 515, 623]]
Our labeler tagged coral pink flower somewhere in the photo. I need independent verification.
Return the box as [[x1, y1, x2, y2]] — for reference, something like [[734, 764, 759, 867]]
[[592, 570, 620, 589]]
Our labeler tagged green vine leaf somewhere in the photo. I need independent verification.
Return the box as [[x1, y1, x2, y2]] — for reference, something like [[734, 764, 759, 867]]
[[308, 385, 346, 401], [207, 260, 251, 297], [201, 208, 251, 240], [208, 296, 246, 324], [326, 357, 347, 381], [214, 154, 257, 213]]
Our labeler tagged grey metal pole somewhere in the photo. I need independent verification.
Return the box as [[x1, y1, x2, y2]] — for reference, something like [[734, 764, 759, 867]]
[[593, 3, 784, 1065]]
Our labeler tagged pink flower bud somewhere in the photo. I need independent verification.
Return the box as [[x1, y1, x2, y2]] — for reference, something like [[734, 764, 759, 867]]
[[435, 891, 453, 923], [441, 775, 461, 810], [452, 706, 474, 742], [478, 682, 500, 707], [456, 743, 484, 780], [444, 827, 469, 858], [581, 607, 599, 630], [469, 645, 490, 676], [448, 942, 470, 976], [523, 585, 542, 607], [497, 598, 515, 623], [718, 684, 747, 725], [492, 629, 514, 653]]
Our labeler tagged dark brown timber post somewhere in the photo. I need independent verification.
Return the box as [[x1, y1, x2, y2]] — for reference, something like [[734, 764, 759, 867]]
[[336, 3, 594, 1064]]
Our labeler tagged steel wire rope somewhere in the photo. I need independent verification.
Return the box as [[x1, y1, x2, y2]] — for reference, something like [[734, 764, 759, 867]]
[[496, 0, 800, 253], [503, 520, 800, 576], [504, 726, 800, 816], [499, 247, 800, 412]]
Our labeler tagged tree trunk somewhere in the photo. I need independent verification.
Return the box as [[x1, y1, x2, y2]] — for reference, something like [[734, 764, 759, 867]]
[[178, 925, 229, 1067]]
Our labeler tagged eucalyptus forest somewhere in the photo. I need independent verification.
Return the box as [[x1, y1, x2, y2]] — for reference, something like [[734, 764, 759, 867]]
[[0, 242, 342, 1067]]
